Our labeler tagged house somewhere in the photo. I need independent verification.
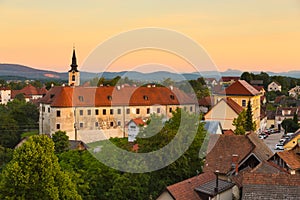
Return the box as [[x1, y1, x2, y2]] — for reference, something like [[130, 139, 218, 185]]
[[269, 148, 300, 175], [11, 84, 47, 102], [203, 132, 273, 178], [156, 172, 236, 200], [204, 98, 244, 131], [203, 121, 223, 135], [0, 87, 11, 104], [69, 140, 87, 150], [127, 118, 146, 142], [268, 81, 282, 92], [284, 129, 300, 150], [198, 96, 214, 113], [289, 85, 300, 98], [275, 107, 299, 130], [204, 78, 218, 87], [266, 110, 276, 129], [213, 80, 261, 131], [38, 49, 197, 142], [242, 172, 300, 199], [219, 76, 240, 87]]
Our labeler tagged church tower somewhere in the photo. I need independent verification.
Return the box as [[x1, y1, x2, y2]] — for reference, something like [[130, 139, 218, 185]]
[[68, 48, 80, 86]]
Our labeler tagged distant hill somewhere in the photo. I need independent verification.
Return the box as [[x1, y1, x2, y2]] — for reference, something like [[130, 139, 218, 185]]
[[0, 63, 299, 82]]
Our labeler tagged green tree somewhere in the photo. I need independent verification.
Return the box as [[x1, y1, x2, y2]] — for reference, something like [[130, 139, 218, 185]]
[[281, 119, 299, 133], [233, 110, 246, 135], [52, 131, 70, 154], [0, 135, 81, 200], [293, 112, 298, 125], [245, 100, 256, 131], [0, 114, 20, 148], [241, 72, 253, 83]]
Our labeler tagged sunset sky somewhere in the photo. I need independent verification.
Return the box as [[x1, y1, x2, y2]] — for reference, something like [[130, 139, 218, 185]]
[[0, 0, 299, 73]]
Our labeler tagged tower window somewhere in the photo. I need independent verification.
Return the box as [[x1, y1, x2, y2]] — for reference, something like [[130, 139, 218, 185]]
[[72, 75, 75, 81]]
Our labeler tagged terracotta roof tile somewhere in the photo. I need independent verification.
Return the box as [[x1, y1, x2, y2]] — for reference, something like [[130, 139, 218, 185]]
[[242, 173, 300, 199], [40, 86, 197, 107], [131, 118, 146, 126], [166, 172, 216, 200], [220, 76, 240, 82], [277, 151, 300, 170], [223, 98, 244, 114], [203, 132, 272, 175], [217, 80, 260, 96], [223, 129, 235, 135]]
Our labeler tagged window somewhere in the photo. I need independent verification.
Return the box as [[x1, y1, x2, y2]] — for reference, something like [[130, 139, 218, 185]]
[[170, 94, 175, 100], [143, 95, 148, 100], [78, 96, 84, 102], [95, 122, 99, 127], [56, 124, 60, 129], [103, 109, 106, 115], [126, 108, 130, 114], [87, 109, 91, 115], [72, 75, 75, 81], [136, 108, 140, 114], [117, 109, 121, 114], [95, 109, 99, 115], [48, 107, 50, 113], [190, 106, 193, 112], [80, 122, 83, 128], [169, 107, 172, 113], [110, 109, 114, 115], [110, 121, 114, 127], [107, 95, 112, 101], [42, 106, 45, 112], [157, 108, 161, 113], [117, 121, 121, 126], [79, 110, 83, 116], [242, 100, 247, 107], [147, 108, 150, 114], [56, 110, 61, 117]]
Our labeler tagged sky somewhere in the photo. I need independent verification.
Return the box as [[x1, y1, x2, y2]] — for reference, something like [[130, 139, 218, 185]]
[[0, 0, 299, 73]]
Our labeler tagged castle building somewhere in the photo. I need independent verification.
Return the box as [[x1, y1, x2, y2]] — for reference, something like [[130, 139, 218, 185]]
[[68, 48, 80, 86], [39, 49, 197, 143]]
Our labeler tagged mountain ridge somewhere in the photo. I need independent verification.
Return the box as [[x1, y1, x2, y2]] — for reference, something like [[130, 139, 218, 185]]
[[1, 63, 300, 82]]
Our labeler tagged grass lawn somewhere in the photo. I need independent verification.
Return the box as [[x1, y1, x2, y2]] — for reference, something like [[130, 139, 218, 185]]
[[21, 130, 39, 138]]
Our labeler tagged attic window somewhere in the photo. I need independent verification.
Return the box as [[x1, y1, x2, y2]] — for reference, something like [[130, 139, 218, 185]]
[[170, 95, 175, 100], [50, 94, 55, 99], [143, 95, 149, 100], [107, 95, 112, 101], [78, 96, 84, 102]]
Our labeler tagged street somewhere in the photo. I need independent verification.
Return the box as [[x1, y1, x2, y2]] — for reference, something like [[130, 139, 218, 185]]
[[261, 131, 284, 153]]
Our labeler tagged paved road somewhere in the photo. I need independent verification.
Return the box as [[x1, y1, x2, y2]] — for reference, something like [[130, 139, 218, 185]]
[[261, 131, 284, 153]]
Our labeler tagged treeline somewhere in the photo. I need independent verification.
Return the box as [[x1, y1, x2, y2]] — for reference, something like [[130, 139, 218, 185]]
[[0, 109, 207, 199]]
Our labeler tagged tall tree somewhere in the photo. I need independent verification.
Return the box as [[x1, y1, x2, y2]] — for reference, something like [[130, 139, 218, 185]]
[[0, 135, 81, 200], [232, 110, 246, 135], [245, 100, 256, 131]]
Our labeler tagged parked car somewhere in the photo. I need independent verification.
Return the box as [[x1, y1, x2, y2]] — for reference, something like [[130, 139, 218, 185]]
[[275, 143, 284, 150], [259, 135, 264, 139], [259, 134, 268, 139], [279, 138, 286, 144]]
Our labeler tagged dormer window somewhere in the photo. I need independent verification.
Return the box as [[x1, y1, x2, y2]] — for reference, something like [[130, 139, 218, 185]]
[[143, 95, 148, 100], [107, 95, 112, 101], [78, 96, 84, 102], [50, 94, 55, 99], [170, 94, 175, 100]]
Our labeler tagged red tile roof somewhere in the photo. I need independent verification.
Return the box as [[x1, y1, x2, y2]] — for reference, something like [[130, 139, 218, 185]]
[[220, 76, 240, 82], [276, 151, 300, 170], [217, 80, 260, 96], [223, 129, 235, 135], [166, 172, 216, 200], [40, 86, 197, 107], [12, 84, 47, 98], [203, 132, 272, 174], [131, 118, 146, 126], [223, 98, 244, 114]]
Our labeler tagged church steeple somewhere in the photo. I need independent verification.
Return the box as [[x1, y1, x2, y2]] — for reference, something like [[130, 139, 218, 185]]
[[69, 48, 79, 72], [68, 47, 80, 86]]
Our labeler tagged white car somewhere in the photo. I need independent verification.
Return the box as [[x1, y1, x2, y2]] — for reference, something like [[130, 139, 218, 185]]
[[275, 144, 284, 150]]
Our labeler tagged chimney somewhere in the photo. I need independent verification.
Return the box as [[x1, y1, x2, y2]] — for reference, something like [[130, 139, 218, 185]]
[[214, 170, 219, 195], [117, 85, 121, 90], [170, 85, 173, 90], [232, 154, 239, 175]]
